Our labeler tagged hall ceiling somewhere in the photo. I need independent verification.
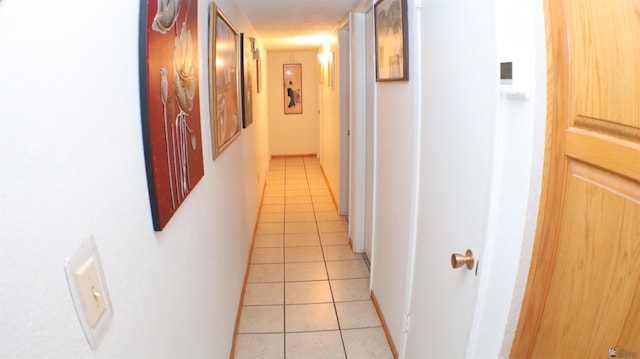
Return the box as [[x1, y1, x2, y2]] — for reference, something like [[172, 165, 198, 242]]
[[235, 0, 363, 50]]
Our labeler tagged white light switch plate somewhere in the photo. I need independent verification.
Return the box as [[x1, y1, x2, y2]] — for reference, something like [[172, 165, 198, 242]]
[[65, 236, 113, 350], [75, 256, 107, 327]]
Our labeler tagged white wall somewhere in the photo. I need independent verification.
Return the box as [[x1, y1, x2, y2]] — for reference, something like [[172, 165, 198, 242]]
[[0, 0, 269, 357], [267, 50, 319, 156], [319, 37, 343, 209], [369, 0, 419, 349]]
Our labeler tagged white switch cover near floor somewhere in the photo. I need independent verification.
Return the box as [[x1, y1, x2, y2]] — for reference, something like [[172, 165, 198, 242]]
[[65, 236, 113, 350]]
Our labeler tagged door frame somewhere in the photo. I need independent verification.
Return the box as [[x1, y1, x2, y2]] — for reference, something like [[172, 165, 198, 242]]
[[510, 0, 569, 353], [338, 25, 351, 217]]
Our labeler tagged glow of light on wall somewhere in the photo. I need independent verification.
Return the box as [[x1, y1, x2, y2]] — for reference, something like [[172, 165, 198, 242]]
[[289, 34, 333, 46]]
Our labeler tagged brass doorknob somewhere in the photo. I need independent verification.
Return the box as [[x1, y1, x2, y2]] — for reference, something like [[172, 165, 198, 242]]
[[451, 249, 474, 270]]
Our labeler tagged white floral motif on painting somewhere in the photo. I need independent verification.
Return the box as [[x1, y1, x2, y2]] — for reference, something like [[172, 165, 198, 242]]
[[152, 0, 197, 209]]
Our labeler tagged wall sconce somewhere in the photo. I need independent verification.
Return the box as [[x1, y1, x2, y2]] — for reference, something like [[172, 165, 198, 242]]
[[249, 37, 260, 59], [317, 52, 329, 64]]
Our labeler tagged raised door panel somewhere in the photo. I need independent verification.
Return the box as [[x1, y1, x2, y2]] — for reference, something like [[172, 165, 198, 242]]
[[531, 162, 640, 357], [567, 0, 640, 140]]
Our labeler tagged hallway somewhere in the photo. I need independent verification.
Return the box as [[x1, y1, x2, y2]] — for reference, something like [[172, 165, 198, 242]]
[[233, 157, 393, 359]]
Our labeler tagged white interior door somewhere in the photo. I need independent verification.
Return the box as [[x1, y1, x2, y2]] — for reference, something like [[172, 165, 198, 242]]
[[404, 1, 496, 357], [339, 27, 351, 216]]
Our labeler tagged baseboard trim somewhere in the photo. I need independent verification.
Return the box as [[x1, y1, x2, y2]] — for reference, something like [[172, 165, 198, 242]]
[[229, 181, 267, 359], [271, 153, 317, 158], [319, 165, 339, 212], [371, 290, 399, 359]]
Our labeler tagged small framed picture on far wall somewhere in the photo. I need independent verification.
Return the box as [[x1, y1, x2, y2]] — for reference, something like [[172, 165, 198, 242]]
[[283, 63, 302, 114]]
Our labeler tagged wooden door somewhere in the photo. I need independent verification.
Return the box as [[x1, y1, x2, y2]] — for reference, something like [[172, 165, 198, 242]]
[[511, 0, 640, 357]]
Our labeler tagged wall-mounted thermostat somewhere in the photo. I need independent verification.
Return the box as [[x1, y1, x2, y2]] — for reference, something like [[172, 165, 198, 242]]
[[498, 57, 530, 100], [500, 62, 514, 85]]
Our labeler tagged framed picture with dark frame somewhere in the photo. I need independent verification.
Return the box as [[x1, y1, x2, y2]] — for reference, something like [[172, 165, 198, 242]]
[[240, 33, 254, 128], [374, 0, 409, 81], [283, 63, 302, 115], [139, 0, 205, 231], [209, 3, 241, 159]]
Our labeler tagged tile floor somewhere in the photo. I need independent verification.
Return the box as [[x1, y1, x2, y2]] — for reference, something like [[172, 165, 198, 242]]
[[234, 157, 394, 359]]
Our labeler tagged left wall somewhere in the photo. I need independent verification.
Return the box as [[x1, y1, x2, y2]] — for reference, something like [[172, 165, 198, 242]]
[[0, 0, 269, 357]]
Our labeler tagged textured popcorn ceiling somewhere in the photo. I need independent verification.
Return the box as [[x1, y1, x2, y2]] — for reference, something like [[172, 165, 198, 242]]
[[235, 0, 362, 49]]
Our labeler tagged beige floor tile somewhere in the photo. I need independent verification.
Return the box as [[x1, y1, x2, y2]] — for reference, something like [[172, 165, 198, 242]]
[[285, 203, 315, 213], [234, 333, 284, 359], [308, 179, 327, 186], [331, 278, 371, 302], [259, 212, 285, 223], [252, 248, 284, 264], [285, 262, 328, 282], [286, 169, 306, 175], [326, 260, 370, 279], [335, 300, 381, 329], [244, 283, 284, 305], [314, 211, 343, 222], [254, 234, 283, 248], [285, 281, 333, 304], [286, 331, 346, 359], [285, 303, 339, 332], [286, 158, 305, 164], [285, 221, 317, 234], [285, 185, 310, 192], [314, 203, 337, 212], [285, 233, 320, 247], [256, 222, 284, 235], [285, 246, 324, 263], [310, 189, 331, 196], [264, 190, 285, 197], [342, 328, 394, 359], [238, 305, 283, 333], [285, 211, 316, 222], [285, 178, 308, 185], [263, 196, 285, 205], [261, 204, 285, 214], [323, 245, 360, 261], [286, 189, 310, 197], [248, 264, 284, 283], [319, 232, 349, 246], [312, 195, 334, 204], [286, 196, 312, 205], [265, 180, 285, 187], [317, 220, 348, 233]]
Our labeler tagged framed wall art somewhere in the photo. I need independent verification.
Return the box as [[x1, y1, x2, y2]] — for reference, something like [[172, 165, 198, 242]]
[[283, 63, 302, 115], [139, 0, 204, 231], [374, 0, 409, 81], [209, 3, 241, 159], [240, 33, 254, 128]]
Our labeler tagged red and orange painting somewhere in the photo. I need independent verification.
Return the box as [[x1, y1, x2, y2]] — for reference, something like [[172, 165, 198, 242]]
[[140, 0, 204, 231]]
